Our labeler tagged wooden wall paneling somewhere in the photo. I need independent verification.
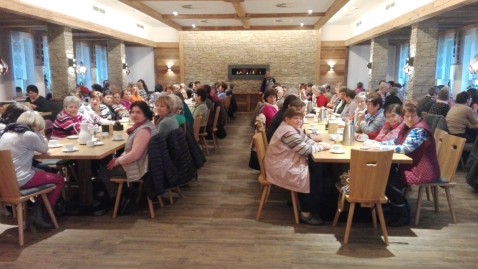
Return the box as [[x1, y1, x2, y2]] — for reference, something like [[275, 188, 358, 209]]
[[154, 43, 180, 86], [319, 43, 347, 85]]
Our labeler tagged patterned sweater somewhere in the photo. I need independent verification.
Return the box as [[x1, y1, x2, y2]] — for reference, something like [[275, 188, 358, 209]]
[[51, 110, 86, 139]]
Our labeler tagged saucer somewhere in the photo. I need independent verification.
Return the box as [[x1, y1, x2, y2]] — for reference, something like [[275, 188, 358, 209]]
[[94, 141, 105, 146], [330, 149, 346, 154], [48, 144, 63, 148], [112, 138, 125, 141], [356, 137, 367, 142], [66, 135, 78, 139], [62, 147, 79, 152]]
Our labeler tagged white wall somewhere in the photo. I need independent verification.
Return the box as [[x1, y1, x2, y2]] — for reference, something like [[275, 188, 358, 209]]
[[125, 46, 155, 90], [347, 44, 370, 89]]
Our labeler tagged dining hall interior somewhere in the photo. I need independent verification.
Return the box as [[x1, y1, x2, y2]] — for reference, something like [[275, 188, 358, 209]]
[[0, 0, 478, 268]]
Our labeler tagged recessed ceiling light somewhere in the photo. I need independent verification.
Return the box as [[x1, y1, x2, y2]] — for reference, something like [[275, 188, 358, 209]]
[[182, 4, 203, 9], [276, 3, 296, 8], [308, 10, 313, 14], [274, 19, 289, 23], [300, 23, 304, 27], [173, 11, 178, 16], [192, 24, 196, 28]]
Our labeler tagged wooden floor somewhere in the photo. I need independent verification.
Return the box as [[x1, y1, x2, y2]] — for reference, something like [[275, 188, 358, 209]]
[[1, 113, 478, 268]]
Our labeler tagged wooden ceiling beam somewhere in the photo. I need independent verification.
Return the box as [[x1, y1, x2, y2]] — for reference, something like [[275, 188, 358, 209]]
[[315, 0, 349, 30], [345, 0, 477, 46], [182, 25, 315, 31], [162, 12, 325, 20], [231, 0, 249, 29], [118, 0, 182, 30]]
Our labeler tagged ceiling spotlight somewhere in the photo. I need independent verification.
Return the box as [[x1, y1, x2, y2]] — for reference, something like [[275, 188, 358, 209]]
[[192, 24, 196, 28], [300, 23, 304, 27], [308, 10, 313, 15], [173, 11, 178, 16]]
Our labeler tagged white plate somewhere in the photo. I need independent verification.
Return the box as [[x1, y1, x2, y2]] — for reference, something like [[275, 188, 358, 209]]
[[330, 149, 346, 154], [48, 144, 63, 148], [62, 147, 79, 152], [66, 135, 78, 139], [305, 114, 315, 118], [356, 137, 367, 142], [112, 138, 125, 141], [94, 141, 104, 146]]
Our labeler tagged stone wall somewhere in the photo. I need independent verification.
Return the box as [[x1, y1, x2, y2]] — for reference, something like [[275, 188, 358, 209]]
[[182, 30, 318, 93]]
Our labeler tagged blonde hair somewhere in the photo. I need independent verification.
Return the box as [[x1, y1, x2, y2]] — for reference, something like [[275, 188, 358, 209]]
[[16, 110, 45, 132], [155, 94, 176, 111]]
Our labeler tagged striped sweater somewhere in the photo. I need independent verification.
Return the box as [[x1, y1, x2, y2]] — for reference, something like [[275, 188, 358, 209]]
[[51, 110, 85, 139]]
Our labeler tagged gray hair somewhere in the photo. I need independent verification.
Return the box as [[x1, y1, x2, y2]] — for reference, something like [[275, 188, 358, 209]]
[[16, 110, 45, 132], [285, 87, 299, 97], [63, 96, 82, 108], [170, 94, 183, 112], [354, 93, 367, 103]]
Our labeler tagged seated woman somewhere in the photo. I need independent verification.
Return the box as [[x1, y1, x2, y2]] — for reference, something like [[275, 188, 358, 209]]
[[80, 91, 113, 123], [340, 89, 357, 120], [120, 89, 133, 111], [173, 92, 194, 128], [356, 92, 386, 140], [102, 90, 117, 120], [446, 91, 478, 142], [192, 88, 209, 131], [111, 89, 130, 119], [128, 82, 144, 103], [24, 85, 50, 112], [266, 95, 300, 142], [261, 88, 278, 128], [429, 87, 450, 117], [0, 111, 64, 228], [104, 101, 158, 198], [378, 100, 439, 226], [374, 104, 404, 142], [265, 107, 330, 225], [153, 94, 179, 136], [51, 96, 86, 139], [0, 103, 29, 131]]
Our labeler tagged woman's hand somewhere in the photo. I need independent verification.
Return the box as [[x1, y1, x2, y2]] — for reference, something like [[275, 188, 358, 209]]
[[318, 142, 331, 150], [310, 133, 322, 142], [106, 158, 119, 170]]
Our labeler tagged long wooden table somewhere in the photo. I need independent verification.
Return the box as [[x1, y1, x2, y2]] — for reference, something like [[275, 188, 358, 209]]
[[302, 120, 413, 164], [36, 130, 128, 206]]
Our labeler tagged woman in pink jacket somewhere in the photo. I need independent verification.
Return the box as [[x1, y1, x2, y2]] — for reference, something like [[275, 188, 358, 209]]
[[264, 107, 330, 225]]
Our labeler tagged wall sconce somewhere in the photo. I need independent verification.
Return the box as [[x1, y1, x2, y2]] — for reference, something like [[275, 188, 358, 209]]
[[123, 63, 130, 75], [0, 57, 9, 76], [167, 65, 173, 72], [329, 65, 334, 71], [406, 57, 414, 67], [366, 62, 372, 69]]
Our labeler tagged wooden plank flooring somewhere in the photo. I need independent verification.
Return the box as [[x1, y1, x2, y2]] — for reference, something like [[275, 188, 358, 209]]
[[1, 112, 478, 268]]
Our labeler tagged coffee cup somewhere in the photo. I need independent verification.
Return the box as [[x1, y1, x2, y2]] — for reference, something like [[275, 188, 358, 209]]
[[331, 145, 342, 152], [86, 140, 95, 148], [48, 140, 59, 147], [64, 144, 74, 151], [310, 124, 318, 134], [358, 133, 369, 141]]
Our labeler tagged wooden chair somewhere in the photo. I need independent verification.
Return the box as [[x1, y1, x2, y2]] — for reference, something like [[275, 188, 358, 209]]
[[424, 128, 448, 200], [211, 106, 221, 150], [414, 134, 466, 225], [253, 133, 300, 224], [223, 95, 232, 124], [255, 119, 268, 149], [332, 149, 394, 245], [193, 114, 208, 155], [0, 150, 59, 246], [110, 178, 160, 219]]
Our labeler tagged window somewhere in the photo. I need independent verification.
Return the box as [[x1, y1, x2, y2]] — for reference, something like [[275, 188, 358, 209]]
[[94, 45, 108, 85]]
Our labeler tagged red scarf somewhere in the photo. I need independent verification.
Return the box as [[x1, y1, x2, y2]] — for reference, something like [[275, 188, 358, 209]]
[[126, 119, 148, 135]]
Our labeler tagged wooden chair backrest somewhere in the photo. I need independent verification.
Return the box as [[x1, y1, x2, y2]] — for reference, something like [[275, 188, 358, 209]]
[[253, 133, 268, 185], [437, 134, 466, 183], [204, 109, 211, 128], [212, 106, 221, 131], [223, 96, 232, 110], [0, 150, 21, 201], [434, 128, 448, 155], [193, 115, 202, 142], [255, 120, 268, 148], [348, 149, 394, 203]]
